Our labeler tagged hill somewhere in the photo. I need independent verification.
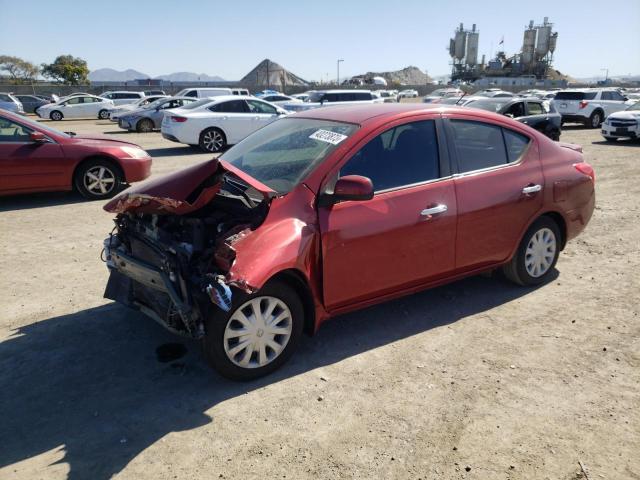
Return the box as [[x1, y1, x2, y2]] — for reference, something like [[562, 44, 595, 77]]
[[240, 59, 308, 87]]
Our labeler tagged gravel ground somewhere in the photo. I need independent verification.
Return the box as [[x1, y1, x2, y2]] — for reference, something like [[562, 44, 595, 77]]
[[0, 116, 638, 480]]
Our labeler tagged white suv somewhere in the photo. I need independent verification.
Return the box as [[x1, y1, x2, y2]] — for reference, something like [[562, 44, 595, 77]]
[[552, 89, 631, 128]]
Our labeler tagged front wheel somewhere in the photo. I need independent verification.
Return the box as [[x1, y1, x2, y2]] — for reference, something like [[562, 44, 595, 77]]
[[98, 109, 110, 120], [199, 127, 226, 152], [75, 159, 123, 199], [50, 110, 63, 121], [502, 217, 561, 286], [136, 118, 154, 133], [202, 281, 304, 380]]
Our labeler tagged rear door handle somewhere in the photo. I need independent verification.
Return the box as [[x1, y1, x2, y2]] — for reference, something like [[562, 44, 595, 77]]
[[522, 184, 542, 194], [420, 204, 447, 216]]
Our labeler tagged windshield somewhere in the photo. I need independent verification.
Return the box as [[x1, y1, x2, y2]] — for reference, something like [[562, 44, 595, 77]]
[[179, 98, 214, 110], [465, 99, 508, 112], [12, 114, 69, 138], [142, 98, 168, 110], [306, 92, 325, 102], [220, 118, 358, 194], [626, 101, 640, 111]]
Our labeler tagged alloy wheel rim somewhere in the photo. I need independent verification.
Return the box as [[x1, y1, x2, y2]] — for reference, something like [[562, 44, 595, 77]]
[[525, 227, 556, 278], [223, 296, 293, 369], [83, 166, 116, 195], [592, 114, 600, 127], [203, 130, 223, 151]]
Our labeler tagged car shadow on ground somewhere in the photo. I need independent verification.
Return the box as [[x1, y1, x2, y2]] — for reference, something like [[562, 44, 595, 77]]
[[592, 139, 640, 147], [0, 191, 88, 212], [145, 147, 214, 158], [0, 272, 555, 480]]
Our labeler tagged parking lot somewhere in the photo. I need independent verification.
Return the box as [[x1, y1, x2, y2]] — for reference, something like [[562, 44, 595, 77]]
[[0, 117, 639, 479]]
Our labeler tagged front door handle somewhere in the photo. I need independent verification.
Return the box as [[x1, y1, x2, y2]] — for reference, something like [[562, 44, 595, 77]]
[[420, 204, 447, 216], [522, 184, 542, 194]]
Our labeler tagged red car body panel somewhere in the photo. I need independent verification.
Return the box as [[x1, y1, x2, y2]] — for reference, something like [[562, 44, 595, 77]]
[[0, 110, 151, 196], [104, 104, 595, 334]]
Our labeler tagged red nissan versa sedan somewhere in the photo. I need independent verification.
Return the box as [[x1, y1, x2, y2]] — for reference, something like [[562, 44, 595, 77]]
[[102, 104, 595, 380], [0, 109, 152, 199]]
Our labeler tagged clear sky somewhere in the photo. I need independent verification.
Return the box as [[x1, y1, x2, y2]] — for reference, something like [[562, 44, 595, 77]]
[[1, 0, 639, 81]]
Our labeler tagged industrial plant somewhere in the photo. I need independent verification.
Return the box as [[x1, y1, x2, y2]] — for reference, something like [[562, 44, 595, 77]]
[[449, 17, 563, 87]]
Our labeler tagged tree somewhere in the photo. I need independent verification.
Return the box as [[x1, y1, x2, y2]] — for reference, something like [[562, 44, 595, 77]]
[[0, 55, 40, 83], [41, 55, 89, 85]]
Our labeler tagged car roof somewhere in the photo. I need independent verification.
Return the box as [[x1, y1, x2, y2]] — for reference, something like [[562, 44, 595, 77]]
[[292, 103, 462, 124]]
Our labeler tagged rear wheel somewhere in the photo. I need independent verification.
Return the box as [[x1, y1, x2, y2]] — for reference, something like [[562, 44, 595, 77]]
[[50, 110, 63, 121], [74, 159, 123, 199], [202, 280, 304, 380], [199, 127, 226, 152], [588, 110, 603, 129], [136, 118, 154, 133], [502, 216, 561, 286], [98, 109, 110, 120]]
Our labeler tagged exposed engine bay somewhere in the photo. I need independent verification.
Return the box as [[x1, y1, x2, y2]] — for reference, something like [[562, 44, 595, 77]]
[[103, 176, 269, 338]]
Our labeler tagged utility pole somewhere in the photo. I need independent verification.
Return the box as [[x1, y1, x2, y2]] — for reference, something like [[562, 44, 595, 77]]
[[337, 59, 344, 86], [601, 68, 609, 83]]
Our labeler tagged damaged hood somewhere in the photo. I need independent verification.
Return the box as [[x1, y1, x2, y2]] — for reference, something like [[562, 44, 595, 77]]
[[104, 158, 276, 215]]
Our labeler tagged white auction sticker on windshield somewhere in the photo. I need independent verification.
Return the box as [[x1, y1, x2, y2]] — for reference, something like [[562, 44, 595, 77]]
[[309, 129, 348, 145]]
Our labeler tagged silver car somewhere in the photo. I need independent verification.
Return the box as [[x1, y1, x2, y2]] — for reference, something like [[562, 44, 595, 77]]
[[117, 97, 197, 132], [0, 93, 24, 114]]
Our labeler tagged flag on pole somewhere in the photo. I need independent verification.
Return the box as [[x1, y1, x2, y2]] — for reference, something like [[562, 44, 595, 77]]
[[499, 36, 504, 45]]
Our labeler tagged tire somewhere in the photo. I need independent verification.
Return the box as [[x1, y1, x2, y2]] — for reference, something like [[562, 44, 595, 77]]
[[543, 126, 561, 141], [136, 118, 154, 133], [50, 110, 63, 121], [501, 216, 561, 286], [202, 280, 304, 381], [98, 109, 110, 120], [603, 136, 617, 142], [199, 127, 226, 153], [588, 110, 603, 129], [74, 158, 124, 200]]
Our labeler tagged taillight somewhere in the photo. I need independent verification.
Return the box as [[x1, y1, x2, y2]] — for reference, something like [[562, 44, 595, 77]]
[[574, 162, 595, 183], [579, 100, 589, 109], [171, 116, 187, 122]]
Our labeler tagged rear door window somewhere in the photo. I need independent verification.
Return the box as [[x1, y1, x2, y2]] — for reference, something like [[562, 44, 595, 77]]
[[503, 129, 530, 162], [449, 120, 508, 172], [209, 100, 248, 113], [527, 102, 544, 115], [504, 102, 525, 117]]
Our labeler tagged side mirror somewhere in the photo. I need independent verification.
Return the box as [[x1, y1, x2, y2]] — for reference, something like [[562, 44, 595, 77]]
[[319, 175, 374, 207], [29, 131, 47, 143]]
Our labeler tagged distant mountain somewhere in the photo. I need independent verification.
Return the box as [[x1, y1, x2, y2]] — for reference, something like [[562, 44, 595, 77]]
[[155, 72, 225, 82], [240, 59, 308, 86], [89, 68, 225, 82], [89, 68, 148, 82]]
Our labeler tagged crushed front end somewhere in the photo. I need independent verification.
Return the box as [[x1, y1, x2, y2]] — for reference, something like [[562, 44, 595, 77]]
[[102, 159, 272, 338]]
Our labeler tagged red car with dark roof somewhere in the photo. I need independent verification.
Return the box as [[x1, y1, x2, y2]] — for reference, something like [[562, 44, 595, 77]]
[[0, 109, 151, 199], [102, 104, 595, 380]]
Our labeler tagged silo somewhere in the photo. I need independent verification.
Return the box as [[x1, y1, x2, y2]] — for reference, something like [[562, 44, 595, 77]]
[[466, 24, 479, 66], [549, 32, 558, 54], [449, 38, 456, 57], [535, 18, 552, 60], [522, 20, 536, 65], [454, 23, 466, 60]]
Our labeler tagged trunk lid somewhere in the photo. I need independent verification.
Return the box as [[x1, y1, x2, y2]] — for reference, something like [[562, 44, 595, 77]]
[[103, 158, 276, 215]]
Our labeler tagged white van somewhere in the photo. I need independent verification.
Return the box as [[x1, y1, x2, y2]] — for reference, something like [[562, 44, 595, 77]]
[[231, 88, 250, 96], [175, 87, 233, 98]]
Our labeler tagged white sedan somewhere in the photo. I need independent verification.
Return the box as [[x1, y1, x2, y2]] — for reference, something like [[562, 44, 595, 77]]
[[36, 94, 115, 120], [260, 94, 303, 107], [161, 95, 289, 152], [108, 95, 168, 121]]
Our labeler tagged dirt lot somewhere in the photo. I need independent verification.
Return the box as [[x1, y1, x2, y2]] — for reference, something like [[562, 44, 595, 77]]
[[0, 116, 638, 480]]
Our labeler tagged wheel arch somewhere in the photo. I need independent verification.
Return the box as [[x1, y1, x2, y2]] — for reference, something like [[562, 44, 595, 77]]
[[200, 125, 227, 142], [267, 269, 316, 336], [540, 211, 567, 250]]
